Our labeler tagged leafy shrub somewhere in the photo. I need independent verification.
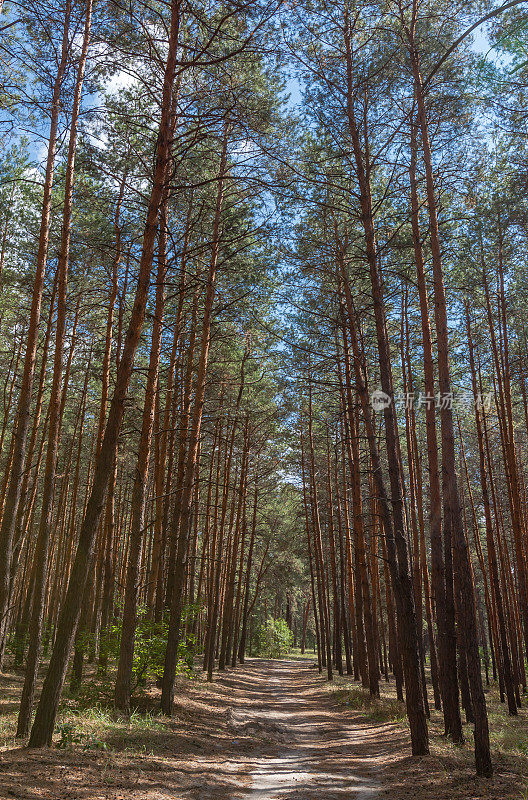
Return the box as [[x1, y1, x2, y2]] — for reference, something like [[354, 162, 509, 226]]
[[255, 617, 293, 658], [105, 605, 199, 689]]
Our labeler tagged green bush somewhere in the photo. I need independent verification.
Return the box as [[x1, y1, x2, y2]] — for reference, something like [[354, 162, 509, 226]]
[[105, 605, 199, 690], [256, 617, 293, 658]]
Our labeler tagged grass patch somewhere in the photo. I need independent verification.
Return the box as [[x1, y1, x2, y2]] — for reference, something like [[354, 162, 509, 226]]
[[54, 704, 168, 753], [286, 647, 318, 662], [485, 689, 528, 768], [0, 666, 171, 754], [332, 684, 406, 723]]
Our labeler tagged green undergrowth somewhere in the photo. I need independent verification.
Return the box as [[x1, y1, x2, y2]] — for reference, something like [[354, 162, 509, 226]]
[[55, 706, 167, 754], [331, 682, 406, 723], [0, 663, 195, 753], [0, 690, 169, 754], [485, 686, 528, 767], [285, 647, 316, 661]]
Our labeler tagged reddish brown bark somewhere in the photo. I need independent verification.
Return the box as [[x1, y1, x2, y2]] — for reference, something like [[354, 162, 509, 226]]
[[161, 122, 229, 712], [28, 0, 183, 746], [0, 1, 72, 658]]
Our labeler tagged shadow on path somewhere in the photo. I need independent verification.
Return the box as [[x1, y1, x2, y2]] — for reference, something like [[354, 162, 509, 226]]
[[211, 658, 397, 800]]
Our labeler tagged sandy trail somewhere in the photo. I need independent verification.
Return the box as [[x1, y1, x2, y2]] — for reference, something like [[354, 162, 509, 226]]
[[1, 658, 525, 800], [222, 659, 383, 800], [0, 658, 393, 800]]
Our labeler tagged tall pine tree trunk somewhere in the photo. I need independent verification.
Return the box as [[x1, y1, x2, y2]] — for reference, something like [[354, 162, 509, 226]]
[[28, 0, 183, 746]]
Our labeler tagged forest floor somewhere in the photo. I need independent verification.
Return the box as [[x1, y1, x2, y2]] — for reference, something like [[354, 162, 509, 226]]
[[0, 657, 525, 799]]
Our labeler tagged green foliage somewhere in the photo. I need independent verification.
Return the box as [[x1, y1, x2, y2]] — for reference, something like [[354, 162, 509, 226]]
[[57, 722, 109, 751], [68, 679, 113, 709], [104, 606, 199, 690], [255, 617, 293, 658]]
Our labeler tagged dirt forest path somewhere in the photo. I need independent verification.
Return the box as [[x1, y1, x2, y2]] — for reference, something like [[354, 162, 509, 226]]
[[222, 658, 394, 799], [0, 658, 403, 800]]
